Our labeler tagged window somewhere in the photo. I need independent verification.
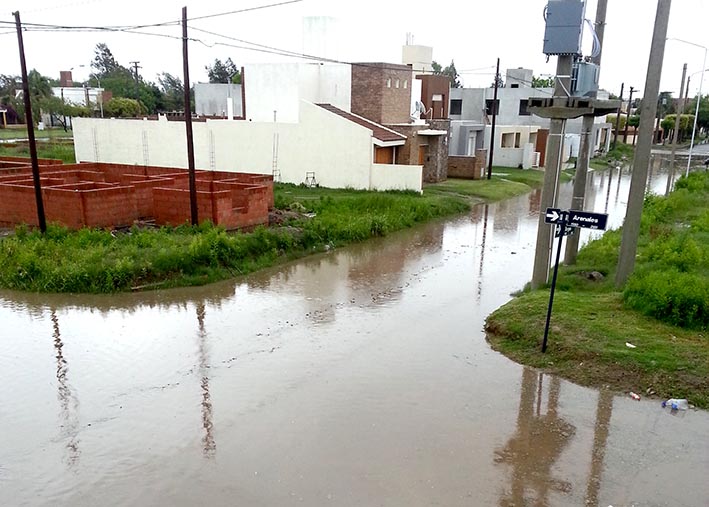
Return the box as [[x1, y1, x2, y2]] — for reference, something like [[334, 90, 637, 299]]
[[450, 99, 462, 115], [501, 132, 515, 148], [386, 78, 392, 88], [510, 83, 519, 89], [518, 99, 530, 116], [395, 79, 400, 88], [514, 132, 521, 148], [485, 99, 500, 115], [404, 80, 408, 89]]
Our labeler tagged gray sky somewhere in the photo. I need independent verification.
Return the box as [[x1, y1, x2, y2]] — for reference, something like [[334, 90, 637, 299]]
[[1, 0, 708, 99]]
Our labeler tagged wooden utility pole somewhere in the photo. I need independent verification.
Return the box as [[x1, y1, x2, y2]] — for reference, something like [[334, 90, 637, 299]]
[[182, 6, 198, 225], [564, 0, 608, 265], [531, 55, 573, 288], [487, 57, 500, 180], [130, 61, 141, 101], [616, 0, 672, 286], [665, 63, 687, 195], [14, 11, 46, 233], [612, 83, 624, 149], [622, 86, 636, 144]]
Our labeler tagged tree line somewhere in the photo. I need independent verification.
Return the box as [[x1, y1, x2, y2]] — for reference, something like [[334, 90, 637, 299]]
[[0, 43, 240, 126]]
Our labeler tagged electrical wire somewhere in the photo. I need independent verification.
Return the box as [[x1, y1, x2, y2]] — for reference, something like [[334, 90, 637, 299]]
[[584, 19, 601, 59], [0, 0, 303, 31]]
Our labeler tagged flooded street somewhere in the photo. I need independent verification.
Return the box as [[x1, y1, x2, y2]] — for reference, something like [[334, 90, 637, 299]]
[[1, 164, 708, 507]]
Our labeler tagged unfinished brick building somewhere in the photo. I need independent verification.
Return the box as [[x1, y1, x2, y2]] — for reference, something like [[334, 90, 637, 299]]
[[0, 160, 273, 230]]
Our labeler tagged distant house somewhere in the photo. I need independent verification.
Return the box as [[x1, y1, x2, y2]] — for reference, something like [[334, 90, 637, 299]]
[[449, 68, 613, 168], [194, 83, 243, 118]]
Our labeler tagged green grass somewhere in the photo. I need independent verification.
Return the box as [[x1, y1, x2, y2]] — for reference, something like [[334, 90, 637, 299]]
[[0, 140, 76, 163], [0, 184, 469, 294], [0, 127, 74, 140], [425, 167, 569, 202], [486, 170, 709, 408]]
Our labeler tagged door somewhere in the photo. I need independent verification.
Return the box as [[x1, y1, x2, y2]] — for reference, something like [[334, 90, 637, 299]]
[[418, 145, 428, 165]]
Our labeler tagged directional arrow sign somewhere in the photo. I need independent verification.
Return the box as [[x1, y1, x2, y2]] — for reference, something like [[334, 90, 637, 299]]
[[545, 208, 566, 224], [567, 210, 608, 230]]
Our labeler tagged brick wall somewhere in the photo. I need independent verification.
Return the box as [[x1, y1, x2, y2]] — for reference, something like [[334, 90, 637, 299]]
[[351, 63, 412, 125]]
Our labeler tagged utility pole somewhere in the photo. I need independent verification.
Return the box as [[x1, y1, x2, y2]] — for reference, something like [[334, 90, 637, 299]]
[[622, 86, 636, 144], [531, 55, 573, 288], [14, 10, 46, 233], [612, 83, 624, 149], [130, 60, 141, 101], [487, 57, 500, 180], [665, 63, 687, 195], [616, 0, 672, 287], [181, 6, 198, 226], [564, 0, 607, 265]]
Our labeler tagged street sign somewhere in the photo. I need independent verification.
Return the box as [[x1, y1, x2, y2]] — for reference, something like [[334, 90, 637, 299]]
[[545, 208, 567, 224], [567, 210, 608, 230]]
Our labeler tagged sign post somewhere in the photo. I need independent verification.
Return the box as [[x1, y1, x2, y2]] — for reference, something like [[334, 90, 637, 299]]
[[541, 207, 608, 352]]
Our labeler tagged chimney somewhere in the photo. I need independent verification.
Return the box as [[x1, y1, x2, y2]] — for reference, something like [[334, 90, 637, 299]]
[[59, 71, 73, 87]]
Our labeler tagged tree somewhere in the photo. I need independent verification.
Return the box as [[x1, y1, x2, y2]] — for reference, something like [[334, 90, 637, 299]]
[[660, 114, 694, 141], [532, 76, 554, 88], [104, 97, 144, 118], [606, 114, 627, 131], [431, 59, 461, 88], [158, 73, 184, 112], [92, 43, 121, 76], [206, 58, 241, 84], [38, 96, 91, 131], [685, 94, 709, 133]]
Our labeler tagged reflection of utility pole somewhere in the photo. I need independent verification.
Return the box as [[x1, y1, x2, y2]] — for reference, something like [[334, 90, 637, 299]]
[[476, 204, 490, 302], [196, 302, 216, 458], [51, 309, 81, 467], [130, 60, 141, 100], [617, 0, 672, 286], [584, 390, 613, 506]]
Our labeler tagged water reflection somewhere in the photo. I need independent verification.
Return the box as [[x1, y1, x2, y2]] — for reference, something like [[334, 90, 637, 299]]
[[51, 309, 81, 467], [477, 204, 490, 302], [495, 368, 575, 506], [584, 390, 613, 506], [195, 302, 216, 458]]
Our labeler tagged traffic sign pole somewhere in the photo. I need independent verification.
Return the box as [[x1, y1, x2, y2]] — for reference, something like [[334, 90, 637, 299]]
[[542, 220, 566, 353]]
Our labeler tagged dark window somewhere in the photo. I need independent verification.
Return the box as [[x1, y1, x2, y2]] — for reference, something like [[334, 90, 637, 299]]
[[485, 99, 500, 116], [510, 83, 519, 88], [450, 99, 463, 115], [519, 99, 530, 116]]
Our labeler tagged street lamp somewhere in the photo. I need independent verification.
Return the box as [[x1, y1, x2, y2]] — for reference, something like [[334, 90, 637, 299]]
[[667, 37, 707, 176]]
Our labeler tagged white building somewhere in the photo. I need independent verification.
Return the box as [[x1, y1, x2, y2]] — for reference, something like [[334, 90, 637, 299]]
[[449, 68, 613, 168], [72, 100, 421, 192]]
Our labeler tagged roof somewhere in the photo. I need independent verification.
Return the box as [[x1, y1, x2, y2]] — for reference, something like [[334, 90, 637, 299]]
[[316, 104, 407, 144]]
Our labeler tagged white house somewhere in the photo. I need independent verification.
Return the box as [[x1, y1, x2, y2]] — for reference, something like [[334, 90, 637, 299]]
[[449, 68, 613, 168], [72, 100, 422, 192]]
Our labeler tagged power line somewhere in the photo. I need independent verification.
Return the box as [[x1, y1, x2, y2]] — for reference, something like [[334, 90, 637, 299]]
[[0, 0, 303, 32]]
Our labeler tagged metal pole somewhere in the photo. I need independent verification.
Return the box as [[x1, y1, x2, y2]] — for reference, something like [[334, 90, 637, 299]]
[[14, 11, 46, 233], [612, 83, 624, 150], [666, 63, 687, 195], [487, 57, 500, 180], [616, 0, 672, 287], [565, 0, 608, 265], [182, 6, 198, 225], [531, 55, 573, 288], [686, 48, 707, 176], [623, 87, 635, 144], [542, 220, 566, 353]]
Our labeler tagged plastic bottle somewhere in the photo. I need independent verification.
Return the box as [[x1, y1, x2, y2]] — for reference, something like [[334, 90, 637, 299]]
[[662, 399, 689, 410]]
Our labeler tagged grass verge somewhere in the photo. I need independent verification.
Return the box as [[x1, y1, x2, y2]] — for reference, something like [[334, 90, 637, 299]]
[[0, 127, 74, 140], [486, 171, 709, 408]]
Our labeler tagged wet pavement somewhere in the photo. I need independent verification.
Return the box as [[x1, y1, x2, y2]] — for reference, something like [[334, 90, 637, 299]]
[[1, 163, 708, 507]]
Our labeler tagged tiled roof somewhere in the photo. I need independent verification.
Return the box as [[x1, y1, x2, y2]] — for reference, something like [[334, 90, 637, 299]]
[[316, 104, 406, 143]]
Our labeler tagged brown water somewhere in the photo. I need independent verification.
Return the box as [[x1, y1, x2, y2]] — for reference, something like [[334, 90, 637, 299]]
[[1, 166, 707, 507]]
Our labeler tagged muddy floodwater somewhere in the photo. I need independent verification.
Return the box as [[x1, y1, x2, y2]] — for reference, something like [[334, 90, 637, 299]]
[[2, 164, 708, 507]]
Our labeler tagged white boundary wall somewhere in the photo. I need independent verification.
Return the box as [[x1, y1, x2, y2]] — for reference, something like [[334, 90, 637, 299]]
[[72, 101, 422, 192]]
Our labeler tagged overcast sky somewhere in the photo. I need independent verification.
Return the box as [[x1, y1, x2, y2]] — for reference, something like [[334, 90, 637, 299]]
[[1, 0, 707, 99]]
